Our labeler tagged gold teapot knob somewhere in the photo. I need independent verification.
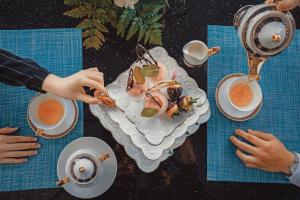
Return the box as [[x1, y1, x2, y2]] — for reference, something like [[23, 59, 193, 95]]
[[79, 167, 86, 173], [56, 176, 69, 187], [272, 34, 282, 42], [99, 153, 110, 161]]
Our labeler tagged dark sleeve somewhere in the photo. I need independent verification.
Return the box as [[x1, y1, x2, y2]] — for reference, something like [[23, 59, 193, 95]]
[[0, 48, 50, 92]]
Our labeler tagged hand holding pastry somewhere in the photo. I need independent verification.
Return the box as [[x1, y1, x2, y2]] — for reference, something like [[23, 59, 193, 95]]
[[94, 90, 116, 108], [42, 68, 107, 104]]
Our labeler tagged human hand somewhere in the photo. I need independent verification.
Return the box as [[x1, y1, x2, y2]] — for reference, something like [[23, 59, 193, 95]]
[[0, 127, 40, 164], [265, 0, 300, 11], [230, 129, 294, 174], [42, 68, 107, 104]]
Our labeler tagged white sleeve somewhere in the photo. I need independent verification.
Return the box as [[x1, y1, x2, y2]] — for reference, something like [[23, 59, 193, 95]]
[[289, 153, 300, 187]]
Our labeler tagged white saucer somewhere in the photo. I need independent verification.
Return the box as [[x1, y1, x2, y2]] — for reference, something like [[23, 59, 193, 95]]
[[215, 73, 262, 121], [57, 137, 117, 199], [27, 94, 79, 139]]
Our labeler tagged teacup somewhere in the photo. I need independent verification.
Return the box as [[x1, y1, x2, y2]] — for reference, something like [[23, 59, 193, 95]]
[[183, 40, 220, 67], [28, 93, 67, 134], [227, 75, 262, 112]]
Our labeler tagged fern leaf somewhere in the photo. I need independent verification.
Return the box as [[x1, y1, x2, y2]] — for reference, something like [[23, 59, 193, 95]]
[[95, 0, 113, 5], [82, 29, 93, 38], [140, 4, 164, 17], [93, 20, 109, 33], [153, 4, 165, 13], [63, 5, 90, 19], [138, 24, 147, 42], [144, 30, 151, 44], [64, 0, 82, 6], [126, 17, 139, 40], [105, 9, 117, 26], [151, 22, 163, 29], [76, 19, 92, 29], [148, 14, 163, 23], [92, 29, 105, 41], [95, 8, 111, 23], [149, 29, 162, 45], [116, 9, 136, 37], [83, 36, 102, 50]]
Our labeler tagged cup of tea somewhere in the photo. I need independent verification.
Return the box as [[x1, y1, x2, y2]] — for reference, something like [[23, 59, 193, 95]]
[[227, 75, 262, 112], [28, 93, 67, 133], [182, 40, 220, 68]]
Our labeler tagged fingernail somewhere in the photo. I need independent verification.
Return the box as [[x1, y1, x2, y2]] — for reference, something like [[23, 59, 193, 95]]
[[235, 129, 241, 133], [33, 151, 38, 155], [33, 137, 38, 141], [24, 158, 29, 163], [14, 127, 19, 130], [37, 144, 41, 148]]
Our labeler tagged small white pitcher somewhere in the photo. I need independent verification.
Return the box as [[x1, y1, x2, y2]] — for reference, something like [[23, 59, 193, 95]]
[[183, 40, 220, 68]]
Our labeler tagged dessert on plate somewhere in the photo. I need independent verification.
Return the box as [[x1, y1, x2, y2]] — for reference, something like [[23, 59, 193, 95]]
[[125, 44, 199, 119]]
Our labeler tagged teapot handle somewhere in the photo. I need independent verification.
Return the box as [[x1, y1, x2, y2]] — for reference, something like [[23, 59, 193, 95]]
[[99, 153, 110, 161], [207, 47, 220, 57], [56, 176, 69, 187]]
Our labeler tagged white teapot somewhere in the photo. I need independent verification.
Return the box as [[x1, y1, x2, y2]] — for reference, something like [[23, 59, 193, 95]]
[[233, 3, 295, 80], [57, 150, 109, 186], [56, 137, 117, 199]]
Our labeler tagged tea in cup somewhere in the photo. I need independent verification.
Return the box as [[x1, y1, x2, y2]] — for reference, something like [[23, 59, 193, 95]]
[[228, 75, 262, 112], [183, 40, 220, 67], [28, 93, 67, 132]]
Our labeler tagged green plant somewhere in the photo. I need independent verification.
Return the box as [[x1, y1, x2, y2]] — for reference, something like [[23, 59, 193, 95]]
[[64, 0, 166, 50], [116, 2, 164, 45], [64, 0, 117, 50]]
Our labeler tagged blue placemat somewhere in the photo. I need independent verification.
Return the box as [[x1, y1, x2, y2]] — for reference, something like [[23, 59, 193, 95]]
[[0, 29, 83, 191], [207, 25, 300, 183]]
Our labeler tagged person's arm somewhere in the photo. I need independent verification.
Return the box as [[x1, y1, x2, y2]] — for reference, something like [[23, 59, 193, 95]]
[[0, 48, 50, 92], [230, 129, 300, 187], [0, 48, 108, 104], [288, 153, 300, 187]]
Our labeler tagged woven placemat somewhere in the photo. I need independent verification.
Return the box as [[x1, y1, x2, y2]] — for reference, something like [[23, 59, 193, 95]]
[[207, 25, 300, 183], [0, 28, 83, 191]]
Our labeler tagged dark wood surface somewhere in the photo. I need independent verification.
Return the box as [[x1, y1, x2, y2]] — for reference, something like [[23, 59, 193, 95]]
[[0, 0, 300, 199]]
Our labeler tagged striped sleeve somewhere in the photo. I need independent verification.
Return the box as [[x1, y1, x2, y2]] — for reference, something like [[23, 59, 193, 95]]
[[289, 153, 300, 187], [0, 48, 50, 92]]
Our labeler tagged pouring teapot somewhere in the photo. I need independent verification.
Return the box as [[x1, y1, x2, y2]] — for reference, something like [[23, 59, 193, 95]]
[[233, 3, 296, 80]]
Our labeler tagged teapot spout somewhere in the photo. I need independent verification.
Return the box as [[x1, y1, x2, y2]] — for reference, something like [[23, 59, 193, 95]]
[[56, 176, 69, 187], [247, 53, 267, 81]]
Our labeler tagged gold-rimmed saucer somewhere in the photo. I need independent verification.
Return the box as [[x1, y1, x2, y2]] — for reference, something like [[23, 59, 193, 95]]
[[27, 94, 79, 139], [215, 73, 262, 122]]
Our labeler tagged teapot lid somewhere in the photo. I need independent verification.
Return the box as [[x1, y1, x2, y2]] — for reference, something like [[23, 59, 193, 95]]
[[69, 154, 98, 184], [246, 5, 295, 56], [257, 21, 286, 49]]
